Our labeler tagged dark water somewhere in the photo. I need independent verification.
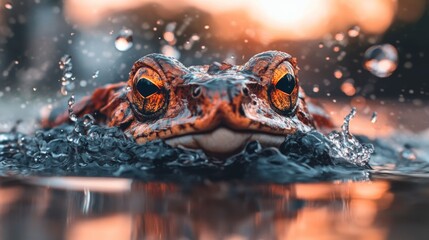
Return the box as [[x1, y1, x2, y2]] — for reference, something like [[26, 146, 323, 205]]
[[2, 176, 429, 239], [0, 115, 371, 183], [1, 115, 429, 239]]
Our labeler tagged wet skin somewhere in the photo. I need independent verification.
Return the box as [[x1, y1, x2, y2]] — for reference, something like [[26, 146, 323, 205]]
[[42, 51, 333, 156]]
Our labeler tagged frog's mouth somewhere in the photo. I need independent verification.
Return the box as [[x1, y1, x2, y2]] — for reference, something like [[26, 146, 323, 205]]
[[164, 126, 286, 157]]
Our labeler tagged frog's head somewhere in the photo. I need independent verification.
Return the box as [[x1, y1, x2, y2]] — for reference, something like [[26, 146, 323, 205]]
[[111, 51, 315, 156]]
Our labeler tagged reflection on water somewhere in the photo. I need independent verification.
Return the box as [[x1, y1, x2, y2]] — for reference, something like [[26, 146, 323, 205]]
[[2, 176, 428, 240]]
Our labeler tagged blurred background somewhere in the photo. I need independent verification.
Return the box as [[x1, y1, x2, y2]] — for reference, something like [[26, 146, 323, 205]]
[[0, 0, 428, 136]]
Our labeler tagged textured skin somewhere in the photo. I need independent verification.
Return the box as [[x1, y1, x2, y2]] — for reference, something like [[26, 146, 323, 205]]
[[41, 51, 334, 144]]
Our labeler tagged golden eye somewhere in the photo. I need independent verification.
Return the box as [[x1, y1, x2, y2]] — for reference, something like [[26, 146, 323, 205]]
[[131, 68, 168, 118], [269, 62, 299, 114], [275, 73, 296, 94], [136, 78, 160, 97]]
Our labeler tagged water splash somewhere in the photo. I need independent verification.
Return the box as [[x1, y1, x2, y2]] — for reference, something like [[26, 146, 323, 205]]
[[0, 113, 370, 182], [67, 95, 77, 122], [59, 55, 73, 96], [59, 55, 77, 123], [327, 108, 374, 167]]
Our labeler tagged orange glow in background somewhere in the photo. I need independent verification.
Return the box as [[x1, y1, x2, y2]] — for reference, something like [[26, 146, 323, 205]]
[[64, 0, 425, 43]]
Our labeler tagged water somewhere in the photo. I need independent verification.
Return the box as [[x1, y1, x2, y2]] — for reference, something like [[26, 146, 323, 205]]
[[4, 2, 12, 10], [59, 55, 77, 123], [114, 28, 134, 52], [363, 44, 398, 78], [2, 103, 428, 240], [0, 110, 371, 182], [347, 25, 361, 37], [0, 177, 428, 239]]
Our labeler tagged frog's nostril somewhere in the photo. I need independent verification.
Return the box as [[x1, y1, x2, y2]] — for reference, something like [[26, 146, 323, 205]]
[[239, 105, 246, 116], [241, 86, 250, 96], [192, 86, 202, 98]]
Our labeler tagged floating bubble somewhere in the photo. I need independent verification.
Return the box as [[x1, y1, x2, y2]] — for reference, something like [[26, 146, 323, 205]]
[[114, 29, 133, 52], [363, 44, 398, 78], [347, 26, 360, 37]]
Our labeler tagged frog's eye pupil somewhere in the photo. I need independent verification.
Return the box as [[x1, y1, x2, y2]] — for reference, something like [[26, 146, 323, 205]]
[[136, 78, 160, 97], [275, 73, 295, 94]]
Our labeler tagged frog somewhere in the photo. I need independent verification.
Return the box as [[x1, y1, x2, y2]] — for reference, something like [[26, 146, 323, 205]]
[[40, 51, 333, 156]]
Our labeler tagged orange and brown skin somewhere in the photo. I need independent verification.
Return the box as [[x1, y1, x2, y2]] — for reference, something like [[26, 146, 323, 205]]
[[41, 51, 333, 144]]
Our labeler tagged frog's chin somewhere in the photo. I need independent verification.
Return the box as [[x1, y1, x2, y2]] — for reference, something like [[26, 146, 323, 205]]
[[164, 127, 286, 157]]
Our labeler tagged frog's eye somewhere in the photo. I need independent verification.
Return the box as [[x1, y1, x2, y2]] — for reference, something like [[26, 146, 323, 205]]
[[275, 73, 295, 94], [136, 78, 160, 97], [269, 62, 299, 114], [131, 68, 168, 118]]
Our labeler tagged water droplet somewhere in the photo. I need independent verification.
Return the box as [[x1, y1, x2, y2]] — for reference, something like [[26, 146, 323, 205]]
[[92, 70, 99, 79], [114, 28, 133, 52], [347, 26, 360, 37], [341, 81, 356, 96], [59, 55, 72, 70], [334, 69, 343, 79], [318, 42, 324, 48], [64, 72, 72, 78], [64, 82, 75, 92], [83, 114, 95, 127], [363, 44, 398, 78], [161, 45, 180, 59], [334, 33, 345, 41], [4, 2, 12, 9], [333, 46, 340, 52], [370, 112, 377, 123], [79, 80, 87, 87], [60, 87, 68, 96], [312, 85, 320, 93], [404, 61, 413, 69], [400, 148, 417, 161], [204, 25, 210, 30], [68, 95, 77, 122], [163, 31, 175, 43]]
